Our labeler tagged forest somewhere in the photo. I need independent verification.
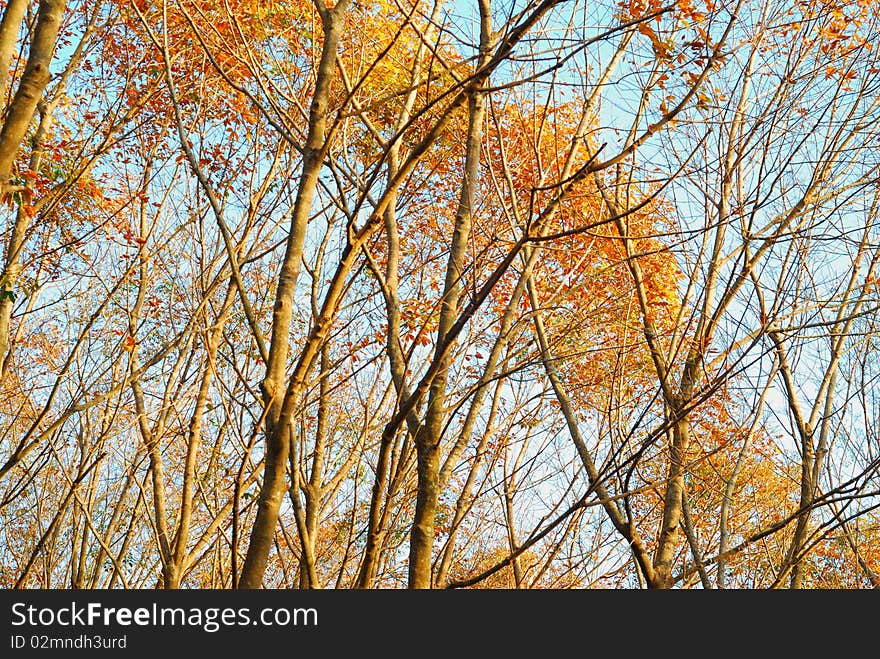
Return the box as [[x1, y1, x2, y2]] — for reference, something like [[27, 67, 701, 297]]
[[0, 0, 878, 589]]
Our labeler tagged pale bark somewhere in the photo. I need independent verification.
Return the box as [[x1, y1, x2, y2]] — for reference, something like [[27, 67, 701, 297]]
[[408, 0, 492, 587], [0, 0, 65, 193], [239, 1, 350, 589], [356, 1, 443, 586], [0, 0, 28, 109], [0, 0, 67, 378]]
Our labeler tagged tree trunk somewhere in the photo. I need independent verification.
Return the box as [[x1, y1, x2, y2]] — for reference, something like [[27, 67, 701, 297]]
[[407, 14, 491, 584], [239, 3, 347, 589], [0, 0, 67, 378]]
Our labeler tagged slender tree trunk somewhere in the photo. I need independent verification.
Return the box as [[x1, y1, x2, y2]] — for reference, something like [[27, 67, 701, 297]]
[[0, 0, 28, 108], [294, 344, 330, 589], [529, 276, 658, 587], [356, 0, 442, 583], [0, 0, 67, 379], [407, 8, 491, 585], [240, 2, 349, 589], [0, 0, 65, 192], [165, 284, 235, 588]]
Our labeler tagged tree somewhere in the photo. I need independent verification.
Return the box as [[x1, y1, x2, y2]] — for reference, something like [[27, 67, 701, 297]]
[[1, 0, 878, 590]]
